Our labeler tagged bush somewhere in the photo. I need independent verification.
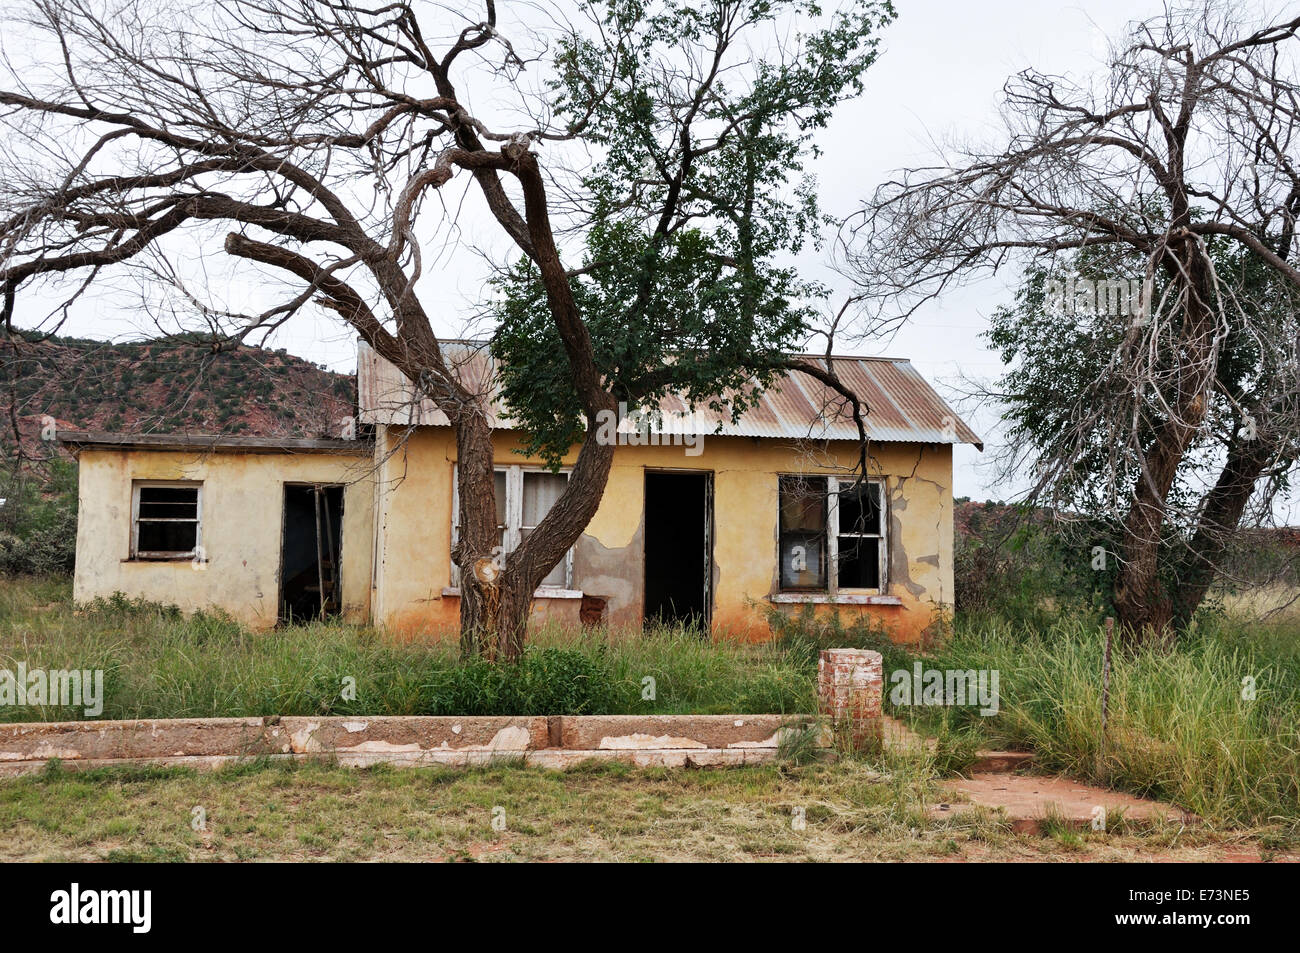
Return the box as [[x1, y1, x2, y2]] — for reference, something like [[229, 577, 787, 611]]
[[953, 501, 1111, 626], [0, 460, 77, 576], [406, 648, 634, 716]]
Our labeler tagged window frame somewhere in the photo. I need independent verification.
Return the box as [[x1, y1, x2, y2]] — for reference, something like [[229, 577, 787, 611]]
[[829, 477, 888, 593], [777, 475, 829, 591], [451, 464, 574, 591], [131, 480, 203, 560], [777, 474, 887, 595]]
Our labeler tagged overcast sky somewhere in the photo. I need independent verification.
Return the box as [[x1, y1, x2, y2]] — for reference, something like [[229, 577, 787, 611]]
[[12, 0, 1299, 516]]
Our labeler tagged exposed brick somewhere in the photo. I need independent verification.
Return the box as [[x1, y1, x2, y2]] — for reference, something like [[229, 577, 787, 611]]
[[817, 648, 883, 751]]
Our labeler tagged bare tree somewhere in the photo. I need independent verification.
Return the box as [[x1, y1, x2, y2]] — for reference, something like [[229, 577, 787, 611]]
[[0, 0, 888, 657], [841, 1, 1300, 640]]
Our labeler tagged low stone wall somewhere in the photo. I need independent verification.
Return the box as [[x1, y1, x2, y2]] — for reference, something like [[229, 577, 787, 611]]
[[0, 714, 817, 775], [0, 650, 886, 775]]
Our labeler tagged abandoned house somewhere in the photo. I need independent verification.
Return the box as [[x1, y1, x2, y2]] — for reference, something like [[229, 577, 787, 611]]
[[58, 341, 981, 643]]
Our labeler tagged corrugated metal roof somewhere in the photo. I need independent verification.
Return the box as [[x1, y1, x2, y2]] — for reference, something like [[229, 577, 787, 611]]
[[57, 431, 371, 454], [357, 340, 982, 449]]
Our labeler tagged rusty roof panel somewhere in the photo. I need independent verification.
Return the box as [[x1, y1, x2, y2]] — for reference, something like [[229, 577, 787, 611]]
[[357, 341, 981, 449]]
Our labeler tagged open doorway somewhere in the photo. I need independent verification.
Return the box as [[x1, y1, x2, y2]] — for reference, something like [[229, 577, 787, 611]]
[[279, 484, 344, 623], [643, 470, 712, 631]]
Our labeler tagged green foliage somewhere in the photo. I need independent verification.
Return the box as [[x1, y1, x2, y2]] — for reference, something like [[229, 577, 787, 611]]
[[880, 611, 1299, 828], [403, 648, 633, 716], [0, 581, 816, 719], [0, 459, 78, 576], [492, 0, 895, 465], [986, 234, 1300, 603], [953, 501, 1114, 626]]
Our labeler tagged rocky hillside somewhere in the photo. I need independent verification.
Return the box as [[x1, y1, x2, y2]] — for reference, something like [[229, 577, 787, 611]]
[[0, 331, 355, 467]]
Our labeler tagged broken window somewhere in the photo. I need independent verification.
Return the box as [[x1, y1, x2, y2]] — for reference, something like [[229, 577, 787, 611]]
[[453, 466, 573, 590], [132, 482, 201, 559], [779, 476, 828, 589], [778, 475, 887, 592], [835, 480, 884, 589]]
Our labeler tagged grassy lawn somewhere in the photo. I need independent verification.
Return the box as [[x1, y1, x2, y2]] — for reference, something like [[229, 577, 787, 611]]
[[0, 756, 1285, 863]]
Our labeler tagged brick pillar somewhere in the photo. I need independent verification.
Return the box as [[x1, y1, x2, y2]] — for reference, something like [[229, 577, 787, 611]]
[[817, 648, 884, 752]]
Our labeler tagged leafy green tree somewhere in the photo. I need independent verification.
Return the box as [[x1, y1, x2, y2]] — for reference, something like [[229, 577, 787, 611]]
[[494, 0, 890, 463], [845, 3, 1300, 639], [988, 235, 1299, 632]]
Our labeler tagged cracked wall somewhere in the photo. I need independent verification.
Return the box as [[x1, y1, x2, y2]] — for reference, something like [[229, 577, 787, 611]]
[[372, 426, 954, 643]]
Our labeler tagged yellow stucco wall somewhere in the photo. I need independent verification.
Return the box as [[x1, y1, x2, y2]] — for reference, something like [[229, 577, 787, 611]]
[[72, 448, 375, 628], [372, 425, 955, 644]]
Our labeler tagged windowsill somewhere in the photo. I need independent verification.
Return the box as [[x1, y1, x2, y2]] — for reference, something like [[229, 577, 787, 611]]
[[124, 555, 205, 563], [441, 587, 584, 600], [768, 592, 902, 606]]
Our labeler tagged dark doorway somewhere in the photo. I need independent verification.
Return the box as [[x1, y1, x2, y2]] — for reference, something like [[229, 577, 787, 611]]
[[280, 484, 344, 623], [643, 471, 711, 631]]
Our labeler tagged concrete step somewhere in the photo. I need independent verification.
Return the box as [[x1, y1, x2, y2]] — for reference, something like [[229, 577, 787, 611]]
[[932, 772, 1194, 835]]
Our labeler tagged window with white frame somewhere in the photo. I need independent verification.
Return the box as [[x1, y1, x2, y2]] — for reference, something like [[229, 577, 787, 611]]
[[778, 475, 886, 592], [132, 481, 202, 559], [454, 466, 572, 589]]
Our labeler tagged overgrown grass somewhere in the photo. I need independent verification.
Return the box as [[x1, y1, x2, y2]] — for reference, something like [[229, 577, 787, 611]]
[[774, 603, 1300, 830], [0, 578, 815, 720], [5, 577, 1298, 834]]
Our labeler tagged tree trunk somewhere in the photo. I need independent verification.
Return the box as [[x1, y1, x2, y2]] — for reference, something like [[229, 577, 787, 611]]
[[452, 411, 501, 657], [1168, 430, 1275, 631], [476, 143, 620, 662], [1113, 238, 1217, 643], [491, 431, 617, 660]]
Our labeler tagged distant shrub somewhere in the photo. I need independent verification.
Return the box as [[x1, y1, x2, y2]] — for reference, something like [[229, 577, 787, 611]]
[[953, 502, 1111, 626], [0, 460, 77, 576]]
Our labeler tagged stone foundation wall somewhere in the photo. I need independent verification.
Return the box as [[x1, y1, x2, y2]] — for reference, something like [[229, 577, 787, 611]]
[[0, 714, 820, 775], [0, 655, 886, 774]]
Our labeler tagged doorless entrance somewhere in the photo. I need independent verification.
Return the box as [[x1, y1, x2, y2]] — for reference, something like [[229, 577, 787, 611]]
[[643, 470, 712, 630], [279, 484, 344, 622]]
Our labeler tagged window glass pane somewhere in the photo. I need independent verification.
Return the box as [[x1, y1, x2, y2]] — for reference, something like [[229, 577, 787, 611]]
[[837, 481, 880, 536], [138, 486, 198, 521], [137, 520, 197, 554], [780, 533, 825, 589], [779, 476, 826, 533], [836, 536, 880, 588], [779, 476, 827, 589], [522, 472, 567, 528], [494, 470, 507, 527], [139, 486, 198, 505]]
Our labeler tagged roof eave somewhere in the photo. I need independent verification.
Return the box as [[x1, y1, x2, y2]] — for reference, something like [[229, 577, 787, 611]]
[[56, 430, 373, 455]]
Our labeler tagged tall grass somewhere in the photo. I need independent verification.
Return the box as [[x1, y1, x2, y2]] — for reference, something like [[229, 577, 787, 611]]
[[0, 579, 815, 720], [764, 602, 1300, 827], [902, 615, 1299, 828], [4, 577, 1297, 828]]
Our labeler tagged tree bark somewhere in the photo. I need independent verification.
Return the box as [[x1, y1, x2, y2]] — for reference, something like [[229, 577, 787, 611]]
[[451, 411, 500, 657], [1113, 238, 1217, 642], [1169, 429, 1277, 630]]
